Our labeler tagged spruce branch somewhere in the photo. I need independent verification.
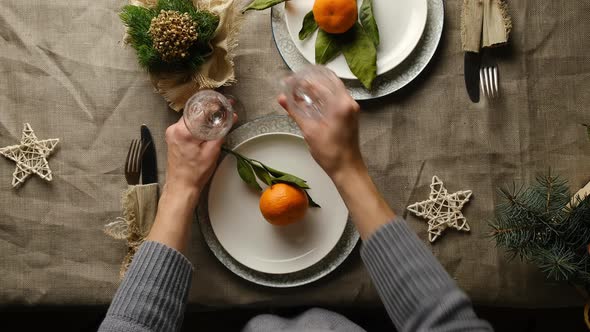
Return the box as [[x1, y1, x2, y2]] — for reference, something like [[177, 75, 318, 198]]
[[490, 173, 590, 286]]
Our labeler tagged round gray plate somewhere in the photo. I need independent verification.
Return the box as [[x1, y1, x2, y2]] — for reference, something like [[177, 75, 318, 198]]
[[271, 0, 444, 100], [197, 115, 360, 288]]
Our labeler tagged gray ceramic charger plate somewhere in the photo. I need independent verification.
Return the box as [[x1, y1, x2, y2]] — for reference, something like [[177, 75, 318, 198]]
[[270, 0, 444, 100], [197, 115, 360, 287]]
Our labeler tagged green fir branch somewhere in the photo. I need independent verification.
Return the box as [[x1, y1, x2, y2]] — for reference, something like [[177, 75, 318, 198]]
[[490, 173, 590, 286]]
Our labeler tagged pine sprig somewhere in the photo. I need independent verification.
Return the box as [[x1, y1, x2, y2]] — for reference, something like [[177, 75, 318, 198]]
[[120, 0, 219, 73], [532, 244, 579, 281], [490, 173, 590, 284]]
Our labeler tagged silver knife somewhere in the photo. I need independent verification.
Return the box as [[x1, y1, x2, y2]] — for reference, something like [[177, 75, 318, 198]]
[[464, 51, 481, 103], [140, 124, 158, 184]]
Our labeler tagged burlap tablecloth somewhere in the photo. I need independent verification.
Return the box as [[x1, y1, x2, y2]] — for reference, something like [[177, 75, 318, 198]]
[[1, 0, 589, 308]]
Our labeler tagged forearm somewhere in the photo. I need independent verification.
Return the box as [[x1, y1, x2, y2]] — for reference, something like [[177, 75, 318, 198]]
[[146, 184, 199, 254], [333, 164, 491, 331], [98, 241, 193, 332], [331, 163, 396, 240], [361, 220, 492, 331]]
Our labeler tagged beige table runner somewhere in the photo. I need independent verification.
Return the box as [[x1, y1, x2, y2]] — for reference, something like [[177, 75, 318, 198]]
[[0, 0, 588, 307]]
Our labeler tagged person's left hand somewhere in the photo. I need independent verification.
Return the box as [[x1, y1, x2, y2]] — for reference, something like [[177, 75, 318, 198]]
[[163, 118, 224, 199]]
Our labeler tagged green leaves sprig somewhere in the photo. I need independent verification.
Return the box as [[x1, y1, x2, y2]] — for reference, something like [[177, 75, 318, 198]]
[[222, 147, 321, 208]]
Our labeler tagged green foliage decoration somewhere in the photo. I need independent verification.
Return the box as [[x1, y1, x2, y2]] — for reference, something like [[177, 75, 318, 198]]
[[120, 0, 220, 73], [490, 172, 590, 285]]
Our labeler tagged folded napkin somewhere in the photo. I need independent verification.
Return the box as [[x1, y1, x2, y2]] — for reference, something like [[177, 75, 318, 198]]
[[104, 184, 159, 279], [461, 0, 512, 52]]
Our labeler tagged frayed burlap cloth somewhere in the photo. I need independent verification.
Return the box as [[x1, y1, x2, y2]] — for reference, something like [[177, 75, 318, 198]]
[[461, 0, 512, 52], [127, 0, 244, 111], [104, 184, 159, 279]]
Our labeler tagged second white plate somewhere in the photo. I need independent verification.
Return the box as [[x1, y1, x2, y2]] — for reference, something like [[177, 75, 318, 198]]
[[208, 133, 349, 274], [284, 0, 428, 79]]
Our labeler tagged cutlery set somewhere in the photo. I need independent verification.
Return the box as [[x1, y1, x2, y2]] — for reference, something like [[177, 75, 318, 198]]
[[124, 125, 158, 186], [461, 0, 511, 103]]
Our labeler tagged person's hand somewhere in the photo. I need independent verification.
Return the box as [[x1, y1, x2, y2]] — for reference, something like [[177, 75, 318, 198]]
[[278, 75, 365, 183], [147, 117, 227, 253], [280, 73, 395, 239], [163, 117, 224, 200]]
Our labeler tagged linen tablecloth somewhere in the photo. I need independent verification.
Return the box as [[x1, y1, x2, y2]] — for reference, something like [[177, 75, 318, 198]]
[[1, 0, 589, 307]]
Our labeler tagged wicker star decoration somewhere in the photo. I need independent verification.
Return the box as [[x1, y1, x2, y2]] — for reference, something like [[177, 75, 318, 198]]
[[0, 123, 59, 188], [407, 176, 472, 243]]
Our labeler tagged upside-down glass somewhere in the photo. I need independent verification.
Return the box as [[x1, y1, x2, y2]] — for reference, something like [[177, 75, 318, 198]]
[[280, 65, 342, 119], [183, 90, 235, 141]]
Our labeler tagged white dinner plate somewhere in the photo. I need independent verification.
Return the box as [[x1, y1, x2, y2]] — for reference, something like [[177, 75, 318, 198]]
[[207, 133, 349, 274], [284, 0, 428, 80]]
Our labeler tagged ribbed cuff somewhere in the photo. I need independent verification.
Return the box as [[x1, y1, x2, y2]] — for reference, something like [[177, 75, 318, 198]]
[[360, 218, 456, 330], [105, 241, 194, 332]]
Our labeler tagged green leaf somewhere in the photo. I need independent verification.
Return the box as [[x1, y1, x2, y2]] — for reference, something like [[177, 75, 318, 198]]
[[360, 0, 380, 46], [257, 163, 286, 178], [272, 174, 311, 190], [299, 11, 318, 40], [255, 162, 309, 189], [341, 23, 377, 89], [315, 30, 341, 64], [242, 0, 286, 12], [236, 157, 261, 191], [252, 163, 273, 186], [306, 191, 321, 208]]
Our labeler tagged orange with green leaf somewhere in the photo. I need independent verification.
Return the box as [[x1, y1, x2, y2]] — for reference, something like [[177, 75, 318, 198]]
[[243, 0, 380, 90]]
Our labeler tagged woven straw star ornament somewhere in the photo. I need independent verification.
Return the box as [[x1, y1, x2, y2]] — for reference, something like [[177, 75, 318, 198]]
[[407, 176, 472, 242], [0, 123, 59, 188]]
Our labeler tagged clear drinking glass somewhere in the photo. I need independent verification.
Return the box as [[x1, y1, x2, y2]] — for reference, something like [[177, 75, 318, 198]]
[[183, 89, 236, 141], [280, 65, 342, 119]]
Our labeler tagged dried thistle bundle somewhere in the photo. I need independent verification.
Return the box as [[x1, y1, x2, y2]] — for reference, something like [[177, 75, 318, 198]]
[[120, 0, 220, 73], [149, 10, 199, 62]]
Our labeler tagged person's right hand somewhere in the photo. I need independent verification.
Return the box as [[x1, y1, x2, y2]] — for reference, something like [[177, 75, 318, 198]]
[[163, 118, 224, 202], [278, 76, 365, 183]]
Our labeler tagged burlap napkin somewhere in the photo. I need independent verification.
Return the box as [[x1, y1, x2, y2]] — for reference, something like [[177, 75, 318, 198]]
[[104, 184, 159, 279], [128, 0, 244, 111], [461, 0, 512, 52]]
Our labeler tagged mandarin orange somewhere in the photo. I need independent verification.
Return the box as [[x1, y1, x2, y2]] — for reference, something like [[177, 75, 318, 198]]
[[259, 183, 309, 226], [312, 0, 358, 34]]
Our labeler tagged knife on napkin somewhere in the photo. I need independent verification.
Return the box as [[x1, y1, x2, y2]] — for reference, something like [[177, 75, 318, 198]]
[[464, 52, 481, 103], [461, 0, 484, 103], [140, 124, 158, 184]]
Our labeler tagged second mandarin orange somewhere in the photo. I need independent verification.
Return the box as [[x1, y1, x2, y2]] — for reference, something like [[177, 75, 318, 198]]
[[313, 0, 358, 34]]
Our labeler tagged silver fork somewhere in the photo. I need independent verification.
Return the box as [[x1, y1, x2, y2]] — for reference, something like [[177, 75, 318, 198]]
[[479, 51, 499, 100], [124, 139, 143, 185]]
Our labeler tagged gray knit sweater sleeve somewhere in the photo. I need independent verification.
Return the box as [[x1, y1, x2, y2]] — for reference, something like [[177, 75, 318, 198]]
[[100, 218, 491, 332], [98, 241, 193, 332], [360, 217, 492, 331]]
